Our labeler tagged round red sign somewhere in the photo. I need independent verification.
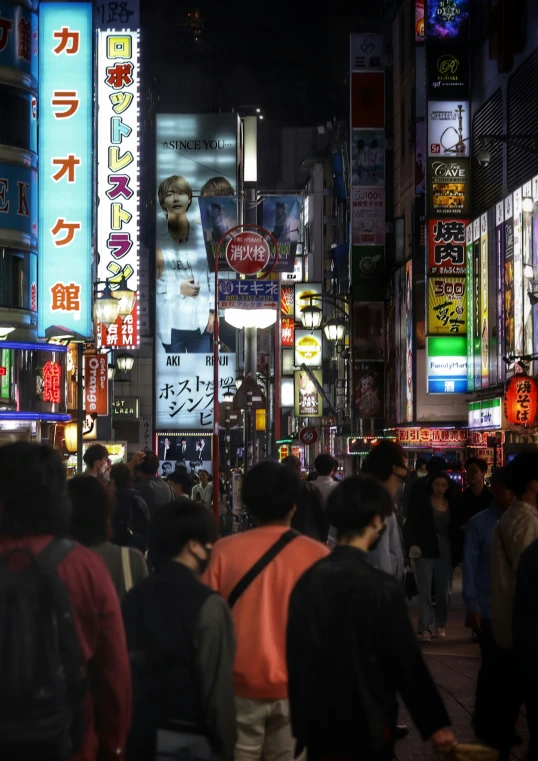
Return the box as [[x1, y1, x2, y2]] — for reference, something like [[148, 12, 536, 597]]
[[299, 427, 319, 446], [225, 231, 271, 275]]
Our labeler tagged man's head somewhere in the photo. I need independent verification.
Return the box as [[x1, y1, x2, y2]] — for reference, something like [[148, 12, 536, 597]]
[[314, 453, 338, 477], [327, 475, 394, 550], [465, 457, 487, 490], [150, 501, 217, 576], [161, 461, 173, 477], [198, 469, 209, 486], [504, 452, 538, 505], [110, 463, 134, 491], [158, 175, 192, 215], [82, 443, 109, 475], [167, 470, 193, 499], [175, 461, 188, 474], [68, 475, 113, 547], [362, 440, 408, 498], [416, 457, 428, 478], [242, 460, 301, 525], [281, 455, 302, 476], [135, 451, 160, 479], [200, 176, 234, 197], [490, 467, 514, 513], [0, 443, 71, 537], [427, 455, 448, 476]]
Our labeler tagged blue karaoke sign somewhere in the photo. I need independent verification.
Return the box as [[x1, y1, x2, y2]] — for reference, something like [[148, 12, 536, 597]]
[[38, 2, 93, 338]]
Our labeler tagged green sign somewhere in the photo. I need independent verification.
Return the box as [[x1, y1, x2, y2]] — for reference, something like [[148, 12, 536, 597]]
[[465, 228, 473, 391], [0, 349, 11, 400]]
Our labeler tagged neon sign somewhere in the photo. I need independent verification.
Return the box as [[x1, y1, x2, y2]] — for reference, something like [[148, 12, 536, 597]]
[[38, 2, 92, 338], [97, 30, 139, 348], [42, 360, 62, 404]]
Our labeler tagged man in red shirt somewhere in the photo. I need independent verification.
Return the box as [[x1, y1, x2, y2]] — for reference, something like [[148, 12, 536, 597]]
[[203, 460, 329, 761], [0, 442, 132, 761]]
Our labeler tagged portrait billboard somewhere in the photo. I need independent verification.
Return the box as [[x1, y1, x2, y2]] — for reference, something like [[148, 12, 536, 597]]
[[156, 433, 212, 478], [428, 102, 469, 158], [354, 361, 384, 419], [351, 130, 384, 186], [155, 113, 238, 431], [198, 195, 238, 271], [38, 2, 93, 339], [294, 369, 323, 418], [427, 158, 470, 216], [259, 195, 301, 272], [415, 0, 425, 41]]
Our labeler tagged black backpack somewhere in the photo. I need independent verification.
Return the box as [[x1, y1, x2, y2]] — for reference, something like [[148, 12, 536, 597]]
[[0, 538, 87, 760]]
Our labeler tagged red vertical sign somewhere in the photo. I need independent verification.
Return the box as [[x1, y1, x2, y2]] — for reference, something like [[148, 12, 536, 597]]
[[84, 354, 108, 416]]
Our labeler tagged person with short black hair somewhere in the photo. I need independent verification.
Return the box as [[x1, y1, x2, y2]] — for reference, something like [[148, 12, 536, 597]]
[[167, 469, 194, 499], [203, 460, 329, 761], [134, 451, 176, 516], [83, 443, 110, 481], [109, 463, 151, 552], [68, 475, 148, 600], [452, 458, 493, 562], [312, 452, 338, 507], [123, 501, 236, 761], [281, 455, 328, 542], [0, 443, 132, 759], [192, 468, 212, 510], [287, 476, 455, 761]]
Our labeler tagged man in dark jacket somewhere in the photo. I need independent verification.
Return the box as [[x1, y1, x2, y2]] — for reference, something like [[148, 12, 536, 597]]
[[133, 451, 176, 516], [281, 455, 329, 542], [287, 476, 455, 761], [122, 501, 236, 761], [514, 537, 538, 759]]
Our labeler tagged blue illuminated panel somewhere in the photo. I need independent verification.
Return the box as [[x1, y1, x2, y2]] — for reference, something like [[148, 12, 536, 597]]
[[38, 3, 92, 339]]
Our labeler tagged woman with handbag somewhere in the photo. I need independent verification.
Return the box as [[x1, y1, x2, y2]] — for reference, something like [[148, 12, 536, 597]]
[[405, 472, 458, 642]]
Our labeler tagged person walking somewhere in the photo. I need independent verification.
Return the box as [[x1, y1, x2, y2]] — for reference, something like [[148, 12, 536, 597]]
[[311, 453, 339, 505], [122, 501, 236, 761], [134, 451, 176, 517], [453, 458, 493, 563], [281, 455, 329, 542], [203, 460, 329, 761], [0, 443, 131, 761], [490, 452, 538, 757], [287, 476, 456, 761], [68, 475, 148, 601], [191, 469, 212, 510], [83, 443, 110, 482], [109, 463, 151, 553], [167, 470, 194, 500], [405, 471, 457, 641], [462, 468, 514, 743]]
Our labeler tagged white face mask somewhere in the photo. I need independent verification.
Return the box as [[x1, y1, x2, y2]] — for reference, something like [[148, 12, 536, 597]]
[[417, 471, 427, 478], [100, 462, 111, 482]]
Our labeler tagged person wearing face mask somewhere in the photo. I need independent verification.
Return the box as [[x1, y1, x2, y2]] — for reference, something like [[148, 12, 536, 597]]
[[82, 443, 110, 482], [287, 476, 456, 761], [122, 501, 236, 761]]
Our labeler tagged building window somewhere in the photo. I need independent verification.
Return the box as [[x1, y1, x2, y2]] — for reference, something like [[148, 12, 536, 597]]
[[0, 249, 37, 311]]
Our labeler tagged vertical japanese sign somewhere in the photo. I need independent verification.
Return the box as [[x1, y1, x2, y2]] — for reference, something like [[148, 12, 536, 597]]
[[97, 29, 139, 348], [465, 223, 473, 390], [513, 188, 523, 356], [504, 195, 515, 368], [38, 2, 92, 339], [480, 213, 489, 386], [473, 218, 481, 389], [496, 201, 505, 383], [155, 114, 238, 431]]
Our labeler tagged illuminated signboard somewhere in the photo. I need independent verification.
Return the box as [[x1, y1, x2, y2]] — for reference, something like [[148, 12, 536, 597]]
[[38, 2, 92, 339], [295, 282, 322, 317], [84, 353, 108, 416], [427, 0, 469, 40], [42, 360, 61, 404], [415, 0, 424, 41], [0, 349, 11, 399], [465, 222, 473, 391], [281, 317, 295, 348], [427, 158, 470, 216], [480, 213, 489, 385], [428, 219, 468, 275], [394, 427, 468, 446], [427, 44, 469, 99], [428, 276, 466, 335], [294, 330, 322, 368], [428, 102, 469, 158], [427, 335, 467, 393], [97, 29, 139, 348], [468, 399, 502, 431], [294, 369, 323, 417], [513, 188, 523, 356]]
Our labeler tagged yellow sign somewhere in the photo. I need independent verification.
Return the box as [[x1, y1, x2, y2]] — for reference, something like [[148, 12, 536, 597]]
[[428, 276, 467, 335], [294, 330, 323, 367]]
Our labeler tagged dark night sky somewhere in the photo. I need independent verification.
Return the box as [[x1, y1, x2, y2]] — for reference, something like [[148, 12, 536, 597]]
[[146, 4, 384, 126]]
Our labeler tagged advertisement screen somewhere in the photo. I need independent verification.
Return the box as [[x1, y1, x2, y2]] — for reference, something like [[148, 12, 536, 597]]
[[156, 434, 212, 478], [155, 114, 238, 431], [351, 130, 385, 186], [428, 102, 469, 158], [428, 218, 467, 275], [427, 0, 469, 40], [427, 158, 470, 216], [354, 361, 384, 418], [427, 44, 469, 99], [38, 2, 93, 339], [294, 369, 323, 418]]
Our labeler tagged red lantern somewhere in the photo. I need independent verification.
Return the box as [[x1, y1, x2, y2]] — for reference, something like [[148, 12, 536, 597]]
[[504, 373, 538, 430]]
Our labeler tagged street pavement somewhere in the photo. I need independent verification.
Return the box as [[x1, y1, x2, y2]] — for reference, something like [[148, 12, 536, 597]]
[[395, 572, 529, 761]]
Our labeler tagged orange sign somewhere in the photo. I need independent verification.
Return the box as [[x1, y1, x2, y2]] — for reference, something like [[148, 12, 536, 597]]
[[84, 354, 108, 416], [504, 374, 538, 430]]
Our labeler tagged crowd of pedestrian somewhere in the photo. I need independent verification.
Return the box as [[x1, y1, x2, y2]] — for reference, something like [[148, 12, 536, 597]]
[[0, 439, 536, 760]]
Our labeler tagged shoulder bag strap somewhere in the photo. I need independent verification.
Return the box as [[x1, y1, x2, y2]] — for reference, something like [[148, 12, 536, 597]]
[[228, 530, 299, 609], [122, 546, 134, 593], [37, 537, 78, 572]]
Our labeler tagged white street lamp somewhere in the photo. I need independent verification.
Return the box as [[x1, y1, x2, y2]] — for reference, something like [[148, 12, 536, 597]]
[[224, 308, 277, 330], [301, 305, 323, 330], [116, 352, 135, 373], [323, 317, 347, 343], [93, 283, 121, 327]]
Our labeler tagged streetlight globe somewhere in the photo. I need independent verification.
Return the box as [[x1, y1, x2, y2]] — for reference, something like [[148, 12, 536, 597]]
[[93, 283, 121, 327], [116, 352, 135, 373], [301, 305, 323, 330], [522, 196, 534, 213], [223, 390, 235, 404], [324, 317, 347, 342]]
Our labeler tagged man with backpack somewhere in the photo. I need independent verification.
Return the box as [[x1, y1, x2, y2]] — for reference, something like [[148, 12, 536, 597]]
[[0, 442, 132, 761], [203, 460, 328, 761]]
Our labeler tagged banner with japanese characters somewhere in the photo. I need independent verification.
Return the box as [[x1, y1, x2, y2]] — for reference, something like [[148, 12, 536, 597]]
[[97, 29, 139, 348], [155, 114, 239, 431], [38, 2, 93, 339], [427, 277, 466, 335], [428, 219, 468, 275]]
